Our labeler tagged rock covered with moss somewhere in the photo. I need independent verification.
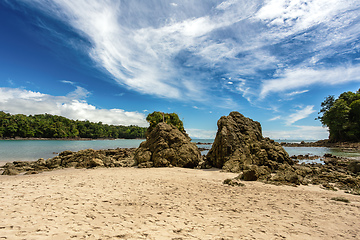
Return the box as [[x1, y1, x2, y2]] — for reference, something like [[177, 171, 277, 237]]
[[134, 122, 201, 168], [206, 111, 292, 172]]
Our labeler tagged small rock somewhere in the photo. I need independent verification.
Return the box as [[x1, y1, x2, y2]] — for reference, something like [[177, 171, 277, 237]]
[[2, 168, 19, 175], [241, 169, 258, 181], [223, 178, 245, 186]]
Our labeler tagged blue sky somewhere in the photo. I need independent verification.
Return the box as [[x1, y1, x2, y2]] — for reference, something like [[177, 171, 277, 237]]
[[1, 0, 360, 139]]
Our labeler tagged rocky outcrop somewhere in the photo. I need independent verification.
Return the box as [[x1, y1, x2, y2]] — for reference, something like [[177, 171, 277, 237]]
[[281, 140, 360, 151], [1, 148, 136, 175], [222, 152, 360, 194], [206, 111, 292, 172], [207, 112, 360, 194], [134, 122, 201, 168]]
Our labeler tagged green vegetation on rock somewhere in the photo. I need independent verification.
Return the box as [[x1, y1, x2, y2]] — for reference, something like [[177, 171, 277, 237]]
[[0, 111, 146, 139], [317, 89, 360, 142], [146, 111, 184, 133]]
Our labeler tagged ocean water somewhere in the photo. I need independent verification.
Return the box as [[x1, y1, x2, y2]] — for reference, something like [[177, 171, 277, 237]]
[[0, 139, 359, 165], [0, 139, 144, 164]]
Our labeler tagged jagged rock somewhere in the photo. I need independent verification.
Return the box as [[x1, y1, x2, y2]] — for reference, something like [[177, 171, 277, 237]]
[[242, 169, 258, 181], [59, 150, 73, 157], [223, 178, 245, 186], [2, 168, 19, 176], [59, 148, 136, 168], [35, 158, 46, 166], [270, 167, 302, 185], [348, 161, 360, 174], [206, 111, 292, 172], [239, 165, 271, 181], [2, 148, 137, 175], [134, 122, 201, 168], [46, 156, 62, 169], [89, 158, 104, 167]]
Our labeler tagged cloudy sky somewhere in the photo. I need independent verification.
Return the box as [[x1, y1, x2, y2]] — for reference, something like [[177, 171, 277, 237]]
[[1, 0, 360, 139]]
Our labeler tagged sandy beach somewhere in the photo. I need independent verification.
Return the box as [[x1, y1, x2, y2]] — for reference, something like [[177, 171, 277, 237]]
[[0, 167, 359, 240]]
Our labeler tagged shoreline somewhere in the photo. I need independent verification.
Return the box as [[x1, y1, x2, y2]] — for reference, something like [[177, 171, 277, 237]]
[[0, 137, 145, 141], [3, 137, 360, 151], [281, 139, 360, 151]]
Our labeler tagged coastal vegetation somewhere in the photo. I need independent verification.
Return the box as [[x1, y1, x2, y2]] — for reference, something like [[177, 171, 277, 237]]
[[146, 111, 184, 133], [0, 111, 147, 139], [317, 89, 360, 142]]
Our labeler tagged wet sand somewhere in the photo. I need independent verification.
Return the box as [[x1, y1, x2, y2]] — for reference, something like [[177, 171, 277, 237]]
[[0, 167, 359, 239]]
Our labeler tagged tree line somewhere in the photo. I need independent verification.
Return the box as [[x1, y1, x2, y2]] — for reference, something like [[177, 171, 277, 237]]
[[317, 89, 360, 142], [0, 111, 147, 139]]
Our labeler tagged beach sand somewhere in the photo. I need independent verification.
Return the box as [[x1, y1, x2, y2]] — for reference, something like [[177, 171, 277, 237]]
[[0, 167, 359, 240]]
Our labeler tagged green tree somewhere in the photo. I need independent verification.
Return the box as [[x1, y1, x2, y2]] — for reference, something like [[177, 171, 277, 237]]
[[317, 89, 360, 142], [0, 112, 147, 139], [146, 111, 184, 133]]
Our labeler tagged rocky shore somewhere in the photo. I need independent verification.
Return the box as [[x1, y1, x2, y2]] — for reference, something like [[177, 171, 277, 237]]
[[1, 111, 360, 195], [281, 139, 360, 151], [1, 148, 137, 175]]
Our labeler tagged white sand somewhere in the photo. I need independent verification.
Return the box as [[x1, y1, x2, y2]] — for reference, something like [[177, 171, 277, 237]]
[[0, 167, 359, 240]]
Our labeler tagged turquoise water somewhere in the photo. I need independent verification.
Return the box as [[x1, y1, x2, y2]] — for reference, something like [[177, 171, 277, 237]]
[[0, 139, 144, 164], [1, 139, 359, 165], [194, 139, 360, 162]]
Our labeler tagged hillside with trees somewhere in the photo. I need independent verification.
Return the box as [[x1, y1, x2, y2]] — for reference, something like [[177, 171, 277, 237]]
[[0, 112, 147, 139], [317, 89, 360, 142]]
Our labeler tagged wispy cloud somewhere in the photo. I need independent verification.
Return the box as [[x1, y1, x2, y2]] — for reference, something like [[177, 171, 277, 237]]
[[61, 80, 91, 100], [263, 125, 329, 140], [10, 0, 360, 107], [0, 87, 147, 127], [185, 128, 216, 139], [285, 105, 316, 126], [284, 90, 309, 98], [269, 116, 281, 121], [260, 65, 360, 98]]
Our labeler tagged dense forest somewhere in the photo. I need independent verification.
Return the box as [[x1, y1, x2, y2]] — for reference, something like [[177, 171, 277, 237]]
[[317, 89, 360, 142], [0, 111, 147, 139]]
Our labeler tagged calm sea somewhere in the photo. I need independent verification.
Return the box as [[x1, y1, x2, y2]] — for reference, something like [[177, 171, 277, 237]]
[[0, 139, 144, 164], [0, 139, 359, 165]]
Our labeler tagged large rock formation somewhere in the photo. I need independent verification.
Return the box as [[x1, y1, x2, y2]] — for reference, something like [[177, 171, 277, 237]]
[[206, 111, 292, 172], [134, 122, 201, 168]]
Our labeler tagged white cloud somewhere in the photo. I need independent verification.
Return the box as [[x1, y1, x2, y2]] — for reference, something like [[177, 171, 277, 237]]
[[216, 0, 238, 10], [263, 125, 329, 140], [12, 0, 360, 107], [185, 128, 216, 139], [284, 89, 309, 97], [0, 88, 46, 102], [269, 116, 281, 121], [260, 65, 360, 98], [0, 87, 148, 127], [60, 80, 75, 85], [285, 105, 315, 126], [14, 0, 261, 104], [255, 0, 354, 38], [66, 86, 91, 100]]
